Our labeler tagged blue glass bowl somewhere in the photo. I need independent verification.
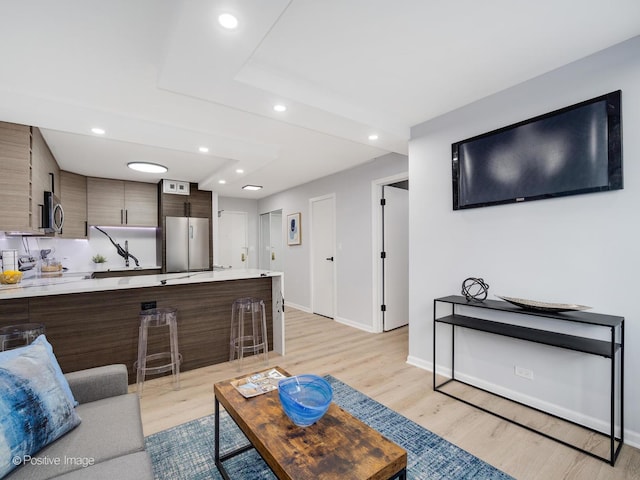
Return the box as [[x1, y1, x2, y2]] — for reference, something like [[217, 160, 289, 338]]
[[278, 374, 333, 427]]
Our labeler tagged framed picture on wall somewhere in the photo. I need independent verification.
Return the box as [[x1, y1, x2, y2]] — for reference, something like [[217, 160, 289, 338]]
[[287, 212, 301, 246]]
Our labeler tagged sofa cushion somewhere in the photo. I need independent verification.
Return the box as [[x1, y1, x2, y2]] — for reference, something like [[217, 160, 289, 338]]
[[49, 451, 153, 480], [5, 393, 144, 480], [0, 344, 81, 479]]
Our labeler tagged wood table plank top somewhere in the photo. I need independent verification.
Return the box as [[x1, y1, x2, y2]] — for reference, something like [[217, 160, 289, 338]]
[[214, 367, 407, 480]]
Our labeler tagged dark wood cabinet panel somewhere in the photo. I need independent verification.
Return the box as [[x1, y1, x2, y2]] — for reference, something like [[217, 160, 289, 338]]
[[0, 298, 30, 324], [0, 122, 33, 232], [185, 187, 212, 218], [87, 177, 157, 226], [159, 182, 212, 218], [24, 277, 272, 383], [59, 170, 88, 238]]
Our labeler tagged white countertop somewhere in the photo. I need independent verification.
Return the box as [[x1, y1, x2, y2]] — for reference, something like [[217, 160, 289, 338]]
[[0, 269, 282, 300]]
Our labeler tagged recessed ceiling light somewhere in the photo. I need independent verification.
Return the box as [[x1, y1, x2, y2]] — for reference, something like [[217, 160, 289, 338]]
[[91, 127, 106, 135], [199, 146, 209, 153], [368, 134, 379, 141], [273, 104, 287, 113], [242, 185, 263, 191], [127, 162, 167, 173], [218, 179, 226, 184], [218, 13, 238, 29], [236, 169, 244, 174]]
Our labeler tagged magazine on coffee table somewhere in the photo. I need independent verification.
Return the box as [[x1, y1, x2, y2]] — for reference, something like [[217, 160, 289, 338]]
[[231, 368, 289, 398]]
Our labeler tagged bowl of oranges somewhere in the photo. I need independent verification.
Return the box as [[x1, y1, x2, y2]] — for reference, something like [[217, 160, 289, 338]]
[[0, 270, 23, 285]]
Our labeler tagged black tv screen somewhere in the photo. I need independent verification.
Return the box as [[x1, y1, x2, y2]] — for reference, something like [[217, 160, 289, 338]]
[[452, 90, 622, 210]]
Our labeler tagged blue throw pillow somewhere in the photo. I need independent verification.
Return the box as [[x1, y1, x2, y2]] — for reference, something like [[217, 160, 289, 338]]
[[0, 335, 77, 407], [31, 335, 78, 407], [0, 343, 82, 478]]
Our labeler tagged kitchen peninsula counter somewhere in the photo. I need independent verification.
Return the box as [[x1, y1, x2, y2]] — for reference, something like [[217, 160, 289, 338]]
[[0, 269, 284, 383]]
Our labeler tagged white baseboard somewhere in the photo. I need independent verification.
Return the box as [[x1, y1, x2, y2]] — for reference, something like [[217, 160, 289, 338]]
[[406, 355, 432, 371], [406, 358, 640, 450], [334, 316, 375, 333], [284, 302, 311, 313]]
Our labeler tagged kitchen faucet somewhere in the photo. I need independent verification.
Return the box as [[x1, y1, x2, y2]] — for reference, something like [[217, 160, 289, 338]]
[[94, 227, 140, 268]]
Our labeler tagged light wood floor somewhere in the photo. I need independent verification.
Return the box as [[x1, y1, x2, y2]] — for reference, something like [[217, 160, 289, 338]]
[[136, 308, 640, 480]]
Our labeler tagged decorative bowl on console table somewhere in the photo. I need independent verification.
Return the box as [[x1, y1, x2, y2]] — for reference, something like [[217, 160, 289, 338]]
[[497, 295, 591, 313]]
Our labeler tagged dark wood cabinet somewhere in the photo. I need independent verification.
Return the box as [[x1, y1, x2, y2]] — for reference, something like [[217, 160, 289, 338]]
[[59, 170, 87, 238], [159, 183, 211, 218], [0, 123, 60, 234], [87, 177, 157, 227], [5, 277, 273, 384]]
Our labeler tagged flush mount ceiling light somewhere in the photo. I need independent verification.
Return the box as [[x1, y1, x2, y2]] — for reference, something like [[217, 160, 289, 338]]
[[218, 13, 238, 29], [198, 146, 209, 153], [127, 162, 167, 173], [368, 134, 379, 141], [91, 127, 106, 135], [242, 185, 263, 191], [273, 104, 287, 113]]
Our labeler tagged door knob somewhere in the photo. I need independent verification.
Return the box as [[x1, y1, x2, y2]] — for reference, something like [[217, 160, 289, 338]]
[[271, 252, 275, 261], [326, 256, 334, 261], [241, 253, 246, 262]]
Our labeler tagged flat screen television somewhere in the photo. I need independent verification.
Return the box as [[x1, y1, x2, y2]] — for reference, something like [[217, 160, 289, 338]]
[[452, 90, 622, 210]]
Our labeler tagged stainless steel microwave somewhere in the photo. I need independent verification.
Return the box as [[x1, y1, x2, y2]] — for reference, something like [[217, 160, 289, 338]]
[[43, 191, 64, 233]]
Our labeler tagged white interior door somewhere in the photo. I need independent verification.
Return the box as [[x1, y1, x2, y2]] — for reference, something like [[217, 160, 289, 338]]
[[383, 185, 409, 330], [218, 211, 248, 268], [311, 195, 335, 318]]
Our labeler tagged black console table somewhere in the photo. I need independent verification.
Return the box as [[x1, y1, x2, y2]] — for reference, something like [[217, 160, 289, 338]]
[[433, 295, 624, 466]]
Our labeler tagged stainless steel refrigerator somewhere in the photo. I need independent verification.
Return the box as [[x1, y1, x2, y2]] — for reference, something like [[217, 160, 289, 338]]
[[165, 216, 210, 272]]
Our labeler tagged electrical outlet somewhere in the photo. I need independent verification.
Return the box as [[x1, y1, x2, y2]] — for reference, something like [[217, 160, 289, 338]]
[[141, 301, 157, 311], [514, 365, 534, 380]]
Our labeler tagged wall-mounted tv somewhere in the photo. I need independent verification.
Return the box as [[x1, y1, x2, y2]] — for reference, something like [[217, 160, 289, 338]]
[[452, 90, 622, 210]]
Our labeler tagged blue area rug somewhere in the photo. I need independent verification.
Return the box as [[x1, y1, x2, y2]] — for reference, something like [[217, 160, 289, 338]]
[[145, 375, 514, 479]]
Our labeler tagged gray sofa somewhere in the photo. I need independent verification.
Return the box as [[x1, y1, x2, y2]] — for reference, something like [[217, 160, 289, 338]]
[[7, 364, 154, 480]]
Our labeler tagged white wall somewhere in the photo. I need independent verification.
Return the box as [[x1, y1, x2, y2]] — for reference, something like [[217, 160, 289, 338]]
[[409, 36, 640, 444], [258, 152, 408, 330]]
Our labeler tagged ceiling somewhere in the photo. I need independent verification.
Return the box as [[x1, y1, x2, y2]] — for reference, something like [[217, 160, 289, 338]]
[[0, 1, 638, 199]]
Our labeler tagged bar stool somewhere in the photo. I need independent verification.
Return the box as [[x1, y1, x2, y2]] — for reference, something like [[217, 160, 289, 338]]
[[134, 307, 181, 395], [229, 297, 268, 369], [0, 323, 46, 351]]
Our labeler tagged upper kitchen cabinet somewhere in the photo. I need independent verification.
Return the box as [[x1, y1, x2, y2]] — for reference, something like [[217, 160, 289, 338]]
[[160, 182, 212, 219], [0, 123, 59, 234], [0, 122, 32, 232], [59, 170, 87, 238], [31, 127, 60, 220], [87, 178, 158, 227]]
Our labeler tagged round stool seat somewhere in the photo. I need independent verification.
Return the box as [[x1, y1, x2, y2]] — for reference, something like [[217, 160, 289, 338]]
[[229, 297, 268, 369], [0, 323, 46, 351], [134, 307, 181, 395]]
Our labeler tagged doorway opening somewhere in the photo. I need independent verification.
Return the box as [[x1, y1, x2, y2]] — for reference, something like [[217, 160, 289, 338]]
[[372, 173, 409, 332], [218, 211, 249, 268], [259, 210, 283, 271]]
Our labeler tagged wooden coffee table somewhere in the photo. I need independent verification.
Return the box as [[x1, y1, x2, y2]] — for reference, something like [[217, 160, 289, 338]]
[[214, 367, 407, 480]]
